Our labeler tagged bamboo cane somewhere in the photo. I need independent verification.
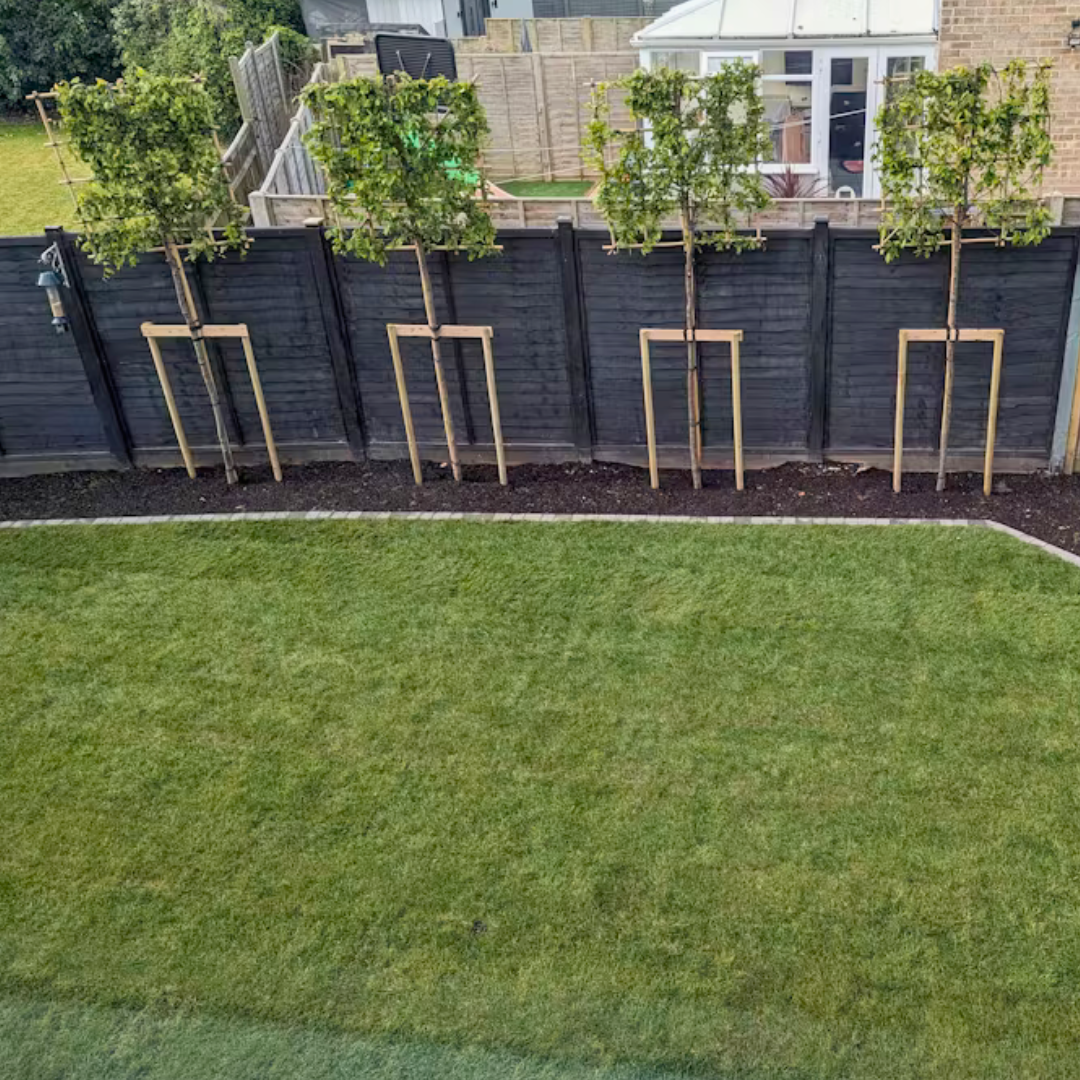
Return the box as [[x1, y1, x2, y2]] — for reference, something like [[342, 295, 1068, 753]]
[[415, 240, 461, 481], [387, 325, 423, 485], [146, 334, 196, 478]]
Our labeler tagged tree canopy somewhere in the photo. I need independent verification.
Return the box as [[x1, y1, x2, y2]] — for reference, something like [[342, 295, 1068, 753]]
[[57, 68, 246, 269], [586, 63, 772, 253], [0, 0, 119, 107], [302, 74, 496, 263], [876, 61, 1054, 261]]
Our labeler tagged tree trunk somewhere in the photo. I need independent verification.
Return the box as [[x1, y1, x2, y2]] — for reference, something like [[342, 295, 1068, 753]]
[[164, 240, 237, 485], [937, 215, 963, 493], [415, 240, 461, 482], [681, 207, 702, 490]]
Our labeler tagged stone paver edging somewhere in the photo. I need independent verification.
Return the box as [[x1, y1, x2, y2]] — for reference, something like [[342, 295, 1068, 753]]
[[0, 511, 1078, 570]]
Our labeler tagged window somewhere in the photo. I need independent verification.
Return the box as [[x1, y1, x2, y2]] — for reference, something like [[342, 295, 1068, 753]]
[[650, 51, 700, 73], [884, 54, 926, 103], [761, 50, 812, 166]]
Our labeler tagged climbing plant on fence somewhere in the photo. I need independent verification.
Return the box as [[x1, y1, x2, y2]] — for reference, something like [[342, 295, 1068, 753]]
[[58, 69, 247, 481], [302, 74, 497, 478], [875, 61, 1054, 491], [586, 63, 771, 489]]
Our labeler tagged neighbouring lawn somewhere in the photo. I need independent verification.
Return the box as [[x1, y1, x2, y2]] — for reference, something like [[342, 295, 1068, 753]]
[[0, 120, 76, 236], [498, 179, 593, 198], [2, 521, 1080, 1079]]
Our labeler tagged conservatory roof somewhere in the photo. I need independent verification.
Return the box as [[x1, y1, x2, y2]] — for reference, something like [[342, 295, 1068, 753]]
[[635, 0, 938, 43]]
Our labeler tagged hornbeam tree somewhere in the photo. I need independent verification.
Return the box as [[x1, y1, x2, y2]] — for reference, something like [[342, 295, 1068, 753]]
[[875, 61, 1054, 491], [302, 74, 496, 481], [587, 63, 771, 489], [59, 70, 247, 482]]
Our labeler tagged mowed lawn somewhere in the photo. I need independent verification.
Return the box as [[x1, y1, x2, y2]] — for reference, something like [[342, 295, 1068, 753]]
[[0, 120, 76, 236], [2, 520, 1080, 1079]]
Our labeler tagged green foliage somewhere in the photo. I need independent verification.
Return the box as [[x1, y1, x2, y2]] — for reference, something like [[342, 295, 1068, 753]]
[[57, 69, 246, 270], [586, 64, 771, 253], [876, 61, 1054, 262], [112, 0, 312, 135], [302, 75, 496, 263], [0, 0, 120, 107]]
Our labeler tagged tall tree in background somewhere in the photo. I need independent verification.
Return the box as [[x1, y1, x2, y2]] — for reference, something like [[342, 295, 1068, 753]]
[[0, 0, 120, 105], [303, 74, 496, 481], [58, 70, 247, 482], [112, 0, 310, 134], [587, 64, 771, 489], [876, 61, 1054, 491]]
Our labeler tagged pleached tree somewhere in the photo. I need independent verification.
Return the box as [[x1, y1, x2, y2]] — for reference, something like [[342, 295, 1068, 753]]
[[59, 69, 247, 482], [587, 63, 771, 488], [875, 61, 1054, 491], [302, 73, 496, 482]]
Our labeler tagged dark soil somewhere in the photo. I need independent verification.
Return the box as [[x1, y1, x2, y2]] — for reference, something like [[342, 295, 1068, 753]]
[[2, 460, 1079, 555]]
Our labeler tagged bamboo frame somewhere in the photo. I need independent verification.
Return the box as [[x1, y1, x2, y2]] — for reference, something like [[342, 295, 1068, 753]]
[[893, 328, 1005, 497], [639, 328, 745, 491], [386, 323, 507, 487], [140, 322, 282, 481]]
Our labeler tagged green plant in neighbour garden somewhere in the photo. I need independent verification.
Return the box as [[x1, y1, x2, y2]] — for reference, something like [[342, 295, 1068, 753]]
[[303, 73, 496, 481], [875, 61, 1054, 491], [586, 64, 771, 489], [0, 0, 120, 106], [112, 0, 312, 135], [58, 69, 247, 482]]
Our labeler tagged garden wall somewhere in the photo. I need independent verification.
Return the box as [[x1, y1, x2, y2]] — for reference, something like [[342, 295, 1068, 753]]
[[0, 222, 1077, 481]]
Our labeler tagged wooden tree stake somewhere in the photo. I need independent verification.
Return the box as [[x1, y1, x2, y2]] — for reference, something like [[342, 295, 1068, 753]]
[[640, 328, 745, 491], [387, 323, 508, 487], [893, 327, 1004, 497]]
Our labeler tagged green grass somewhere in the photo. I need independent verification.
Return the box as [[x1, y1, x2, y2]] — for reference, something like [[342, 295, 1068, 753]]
[[0, 120, 76, 236], [499, 180, 593, 198], [2, 521, 1080, 1079]]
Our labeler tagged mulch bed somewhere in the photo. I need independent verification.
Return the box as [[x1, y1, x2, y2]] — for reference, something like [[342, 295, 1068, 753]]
[[2, 459, 1080, 556]]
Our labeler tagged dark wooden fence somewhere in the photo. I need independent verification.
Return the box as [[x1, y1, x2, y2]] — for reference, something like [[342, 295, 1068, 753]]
[[1, 221, 1076, 480]]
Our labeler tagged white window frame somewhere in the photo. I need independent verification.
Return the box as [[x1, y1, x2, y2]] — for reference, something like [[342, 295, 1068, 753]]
[[658, 43, 936, 192], [863, 45, 937, 198]]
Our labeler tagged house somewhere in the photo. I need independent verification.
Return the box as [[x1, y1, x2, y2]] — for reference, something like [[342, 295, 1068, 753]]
[[938, 0, 1080, 196], [632, 0, 938, 198], [299, 0, 536, 39]]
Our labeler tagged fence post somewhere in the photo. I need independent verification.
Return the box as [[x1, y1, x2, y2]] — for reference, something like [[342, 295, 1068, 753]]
[[807, 217, 831, 460], [556, 218, 594, 461], [48, 227, 132, 468], [306, 223, 367, 460]]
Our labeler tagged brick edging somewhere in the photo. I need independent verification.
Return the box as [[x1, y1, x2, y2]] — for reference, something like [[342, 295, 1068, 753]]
[[1, 511, 1078, 570]]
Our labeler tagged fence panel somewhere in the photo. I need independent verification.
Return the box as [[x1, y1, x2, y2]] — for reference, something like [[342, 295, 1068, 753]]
[[580, 234, 814, 456], [1, 225, 1077, 479], [828, 235, 1077, 456], [0, 241, 108, 461], [196, 232, 348, 448]]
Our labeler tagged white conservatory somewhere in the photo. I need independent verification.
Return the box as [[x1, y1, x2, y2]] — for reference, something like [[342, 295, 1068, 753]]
[[632, 0, 939, 198]]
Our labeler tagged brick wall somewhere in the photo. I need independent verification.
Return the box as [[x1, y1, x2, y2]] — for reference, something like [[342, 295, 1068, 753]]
[[938, 0, 1080, 192]]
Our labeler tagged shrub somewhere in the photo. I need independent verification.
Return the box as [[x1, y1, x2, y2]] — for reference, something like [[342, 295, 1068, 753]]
[[0, 0, 120, 107]]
